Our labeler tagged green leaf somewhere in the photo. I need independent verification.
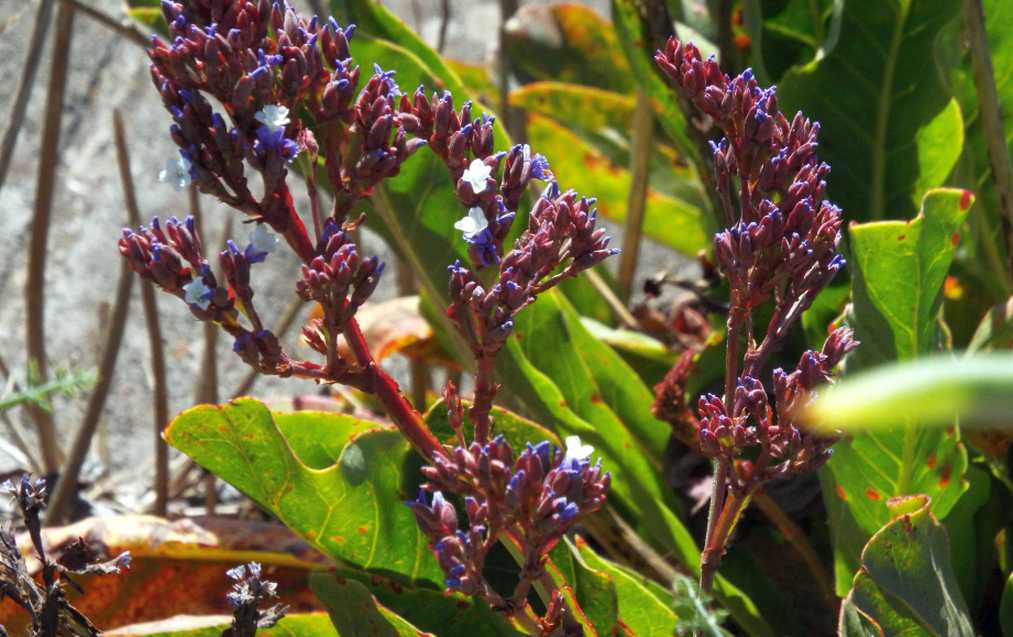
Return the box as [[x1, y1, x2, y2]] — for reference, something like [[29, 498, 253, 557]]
[[114, 613, 339, 636], [838, 495, 975, 637], [777, 1, 964, 220], [849, 188, 973, 367], [525, 113, 711, 257], [571, 537, 682, 636], [503, 3, 634, 93], [1002, 571, 1013, 637], [807, 353, 1013, 432], [313, 570, 525, 636], [580, 316, 677, 385], [165, 399, 442, 584], [311, 572, 433, 636], [823, 188, 974, 586]]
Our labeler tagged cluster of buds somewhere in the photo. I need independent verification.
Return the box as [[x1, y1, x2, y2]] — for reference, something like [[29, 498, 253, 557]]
[[223, 562, 287, 637], [409, 385, 608, 617], [1, 476, 130, 637], [654, 39, 858, 592], [696, 326, 856, 484], [654, 39, 855, 486], [125, 0, 619, 628]]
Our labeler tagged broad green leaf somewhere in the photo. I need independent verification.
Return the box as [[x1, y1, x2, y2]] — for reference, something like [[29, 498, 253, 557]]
[[525, 113, 711, 257], [848, 188, 973, 367], [503, 3, 634, 93], [823, 188, 974, 583], [806, 353, 1013, 432], [838, 495, 975, 637], [112, 613, 338, 636], [571, 537, 682, 636], [311, 573, 433, 636], [312, 570, 525, 636], [742, 0, 843, 82], [165, 399, 442, 584], [778, 1, 964, 220]]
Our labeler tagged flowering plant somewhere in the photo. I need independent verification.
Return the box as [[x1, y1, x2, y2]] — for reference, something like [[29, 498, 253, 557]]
[[120, 0, 617, 631]]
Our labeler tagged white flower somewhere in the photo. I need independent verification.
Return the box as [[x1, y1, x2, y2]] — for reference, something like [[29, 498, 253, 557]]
[[461, 158, 492, 194], [254, 104, 290, 132], [182, 277, 212, 310], [250, 223, 279, 255], [562, 435, 594, 465], [453, 207, 488, 241], [158, 155, 192, 190]]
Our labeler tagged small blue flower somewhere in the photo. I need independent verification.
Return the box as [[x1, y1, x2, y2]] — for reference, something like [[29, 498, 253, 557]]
[[255, 126, 300, 163], [182, 276, 213, 310]]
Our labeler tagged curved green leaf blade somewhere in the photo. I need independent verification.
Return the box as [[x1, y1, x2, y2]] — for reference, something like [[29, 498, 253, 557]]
[[778, 1, 964, 220], [806, 353, 1013, 432], [571, 537, 682, 636], [310, 573, 433, 636], [839, 496, 975, 637], [314, 570, 525, 636], [165, 399, 442, 584]]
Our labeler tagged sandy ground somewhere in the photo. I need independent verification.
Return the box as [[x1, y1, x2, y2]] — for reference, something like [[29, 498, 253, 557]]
[[0, 0, 673, 492]]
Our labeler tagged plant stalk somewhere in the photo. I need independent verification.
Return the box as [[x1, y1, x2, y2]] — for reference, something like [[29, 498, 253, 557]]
[[617, 89, 654, 302], [26, 1, 76, 475], [964, 0, 1013, 283], [0, 0, 54, 192], [114, 110, 171, 517]]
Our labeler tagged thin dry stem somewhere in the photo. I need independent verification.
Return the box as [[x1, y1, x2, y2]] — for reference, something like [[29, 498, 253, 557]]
[[25, 1, 76, 474], [0, 0, 54, 192], [617, 90, 654, 302], [114, 110, 171, 516]]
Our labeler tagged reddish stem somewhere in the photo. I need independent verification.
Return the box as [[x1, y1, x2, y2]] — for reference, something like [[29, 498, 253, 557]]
[[341, 319, 444, 461]]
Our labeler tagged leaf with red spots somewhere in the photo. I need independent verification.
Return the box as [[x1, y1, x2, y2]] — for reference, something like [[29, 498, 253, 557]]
[[821, 189, 974, 593], [839, 496, 974, 637]]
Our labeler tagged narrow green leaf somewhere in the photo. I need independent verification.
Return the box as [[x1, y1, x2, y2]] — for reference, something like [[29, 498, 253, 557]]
[[838, 495, 975, 637], [165, 399, 442, 584], [778, 0, 964, 220], [807, 353, 1013, 432], [1001, 571, 1013, 637]]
